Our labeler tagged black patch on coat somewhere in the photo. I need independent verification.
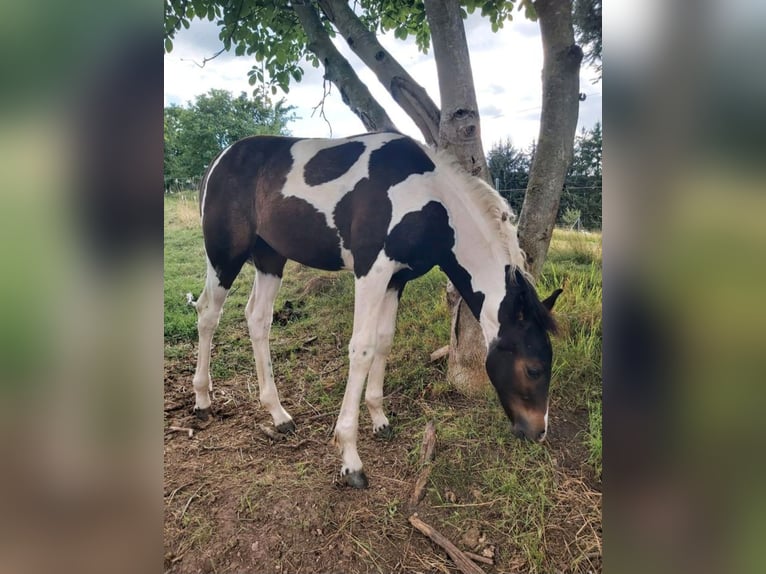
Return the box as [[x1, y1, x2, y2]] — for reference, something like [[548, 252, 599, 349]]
[[304, 141, 366, 186], [368, 137, 435, 186], [333, 137, 435, 277], [385, 201, 485, 318], [202, 136, 344, 289], [256, 192, 345, 271]]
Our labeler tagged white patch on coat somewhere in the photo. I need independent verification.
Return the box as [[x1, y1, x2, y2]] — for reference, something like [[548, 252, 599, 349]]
[[281, 132, 403, 225]]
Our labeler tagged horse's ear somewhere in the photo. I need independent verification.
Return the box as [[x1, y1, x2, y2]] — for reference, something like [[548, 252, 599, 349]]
[[541, 288, 563, 311], [506, 267, 529, 291]]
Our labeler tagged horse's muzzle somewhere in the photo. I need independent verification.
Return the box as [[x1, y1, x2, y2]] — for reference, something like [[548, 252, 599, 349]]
[[512, 424, 547, 443]]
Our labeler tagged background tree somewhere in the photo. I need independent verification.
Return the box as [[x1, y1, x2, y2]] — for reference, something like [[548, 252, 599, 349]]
[[487, 138, 533, 214], [573, 0, 601, 78], [560, 121, 601, 228], [487, 122, 601, 229], [164, 0, 584, 392], [164, 88, 295, 186]]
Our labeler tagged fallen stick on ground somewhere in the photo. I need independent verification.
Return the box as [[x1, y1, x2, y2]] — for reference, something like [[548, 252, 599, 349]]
[[464, 551, 494, 566], [408, 514, 486, 574], [430, 345, 449, 362], [409, 421, 437, 506], [168, 426, 194, 438]]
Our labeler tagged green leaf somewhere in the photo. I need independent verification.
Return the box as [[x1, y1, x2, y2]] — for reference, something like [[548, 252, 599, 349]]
[[192, 0, 206, 17], [164, 38, 173, 53]]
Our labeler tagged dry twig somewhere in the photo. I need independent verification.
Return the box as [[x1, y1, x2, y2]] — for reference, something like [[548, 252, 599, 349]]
[[409, 421, 436, 506], [464, 551, 494, 566], [430, 345, 450, 362], [408, 514, 486, 574]]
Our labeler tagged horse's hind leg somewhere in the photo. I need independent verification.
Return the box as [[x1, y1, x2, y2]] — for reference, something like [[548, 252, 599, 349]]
[[246, 262, 294, 433], [191, 258, 234, 419], [364, 287, 401, 439]]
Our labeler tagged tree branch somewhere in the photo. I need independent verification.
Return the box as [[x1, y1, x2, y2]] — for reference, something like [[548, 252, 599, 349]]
[[181, 0, 245, 69], [408, 514, 487, 574], [317, 0, 440, 146], [311, 78, 334, 136], [292, 1, 397, 133]]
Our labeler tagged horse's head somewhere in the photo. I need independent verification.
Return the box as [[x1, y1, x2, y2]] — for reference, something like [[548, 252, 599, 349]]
[[486, 267, 562, 442]]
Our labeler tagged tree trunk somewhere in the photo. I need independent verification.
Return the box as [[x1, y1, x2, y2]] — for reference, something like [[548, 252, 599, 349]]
[[292, 1, 397, 133], [424, 0, 491, 395], [517, 0, 583, 279], [317, 0, 441, 146], [424, 0, 491, 182]]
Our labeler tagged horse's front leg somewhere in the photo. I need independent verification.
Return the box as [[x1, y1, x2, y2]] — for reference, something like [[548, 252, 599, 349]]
[[334, 270, 391, 488], [364, 287, 401, 440]]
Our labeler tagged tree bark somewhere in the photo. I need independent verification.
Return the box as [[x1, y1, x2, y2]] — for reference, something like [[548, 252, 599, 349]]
[[517, 0, 583, 279], [292, 1, 397, 133], [446, 282, 488, 394], [424, 0, 490, 182], [317, 0, 441, 146], [424, 0, 491, 395]]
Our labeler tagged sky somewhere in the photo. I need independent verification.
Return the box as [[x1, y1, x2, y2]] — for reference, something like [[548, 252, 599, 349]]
[[163, 10, 602, 152]]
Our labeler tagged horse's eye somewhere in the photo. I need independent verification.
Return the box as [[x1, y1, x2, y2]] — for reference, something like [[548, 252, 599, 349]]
[[526, 367, 541, 379]]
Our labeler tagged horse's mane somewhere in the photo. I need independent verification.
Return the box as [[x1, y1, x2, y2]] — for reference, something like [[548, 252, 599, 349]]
[[428, 147, 529, 275]]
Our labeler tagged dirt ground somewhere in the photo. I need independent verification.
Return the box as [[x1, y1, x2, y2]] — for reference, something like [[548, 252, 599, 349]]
[[164, 342, 600, 574]]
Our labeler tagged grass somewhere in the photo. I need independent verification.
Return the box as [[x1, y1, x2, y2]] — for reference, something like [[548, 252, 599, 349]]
[[164, 192, 602, 573]]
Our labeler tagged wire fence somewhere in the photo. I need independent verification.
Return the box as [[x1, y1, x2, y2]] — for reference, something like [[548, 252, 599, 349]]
[[164, 176, 201, 194], [501, 186, 602, 230]]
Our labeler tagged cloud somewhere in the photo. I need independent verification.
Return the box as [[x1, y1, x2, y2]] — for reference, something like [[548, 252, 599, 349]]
[[488, 84, 505, 95], [480, 104, 503, 118]]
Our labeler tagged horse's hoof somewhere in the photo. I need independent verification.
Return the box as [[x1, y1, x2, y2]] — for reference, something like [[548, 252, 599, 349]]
[[276, 420, 296, 435], [374, 424, 394, 441], [341, 470, 369, 489], [194, 407, 212, 421]]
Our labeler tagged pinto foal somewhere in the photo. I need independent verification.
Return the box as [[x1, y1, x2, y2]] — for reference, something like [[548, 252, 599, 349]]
[[190, 132, 561, 488]]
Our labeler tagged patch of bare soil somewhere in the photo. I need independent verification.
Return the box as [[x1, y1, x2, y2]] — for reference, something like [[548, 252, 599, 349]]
[[164, 351, 601, 574]]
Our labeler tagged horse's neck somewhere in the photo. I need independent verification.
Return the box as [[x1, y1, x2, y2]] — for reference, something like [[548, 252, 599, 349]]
[[436, 184, 510, 346]]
